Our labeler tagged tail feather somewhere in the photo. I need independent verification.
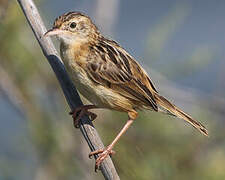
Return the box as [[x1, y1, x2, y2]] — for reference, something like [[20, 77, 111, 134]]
[[154, 93, 208, 136]]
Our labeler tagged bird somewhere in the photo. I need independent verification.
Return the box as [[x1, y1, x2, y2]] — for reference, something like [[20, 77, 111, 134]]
[[44, 11, 208, 171]]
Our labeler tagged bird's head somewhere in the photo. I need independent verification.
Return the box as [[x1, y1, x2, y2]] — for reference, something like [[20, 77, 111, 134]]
[[44, 12, 99, 45]]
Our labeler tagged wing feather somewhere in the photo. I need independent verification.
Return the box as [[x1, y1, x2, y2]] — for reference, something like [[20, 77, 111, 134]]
[[87, 38, 158, 111]]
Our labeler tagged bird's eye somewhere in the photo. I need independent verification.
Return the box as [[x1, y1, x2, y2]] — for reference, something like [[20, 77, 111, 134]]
[[69, 22, 77, 29]]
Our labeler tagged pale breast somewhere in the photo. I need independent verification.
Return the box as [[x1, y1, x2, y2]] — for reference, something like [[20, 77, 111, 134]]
[[69, 63, 132, 110], [60, 42, 133, 112]]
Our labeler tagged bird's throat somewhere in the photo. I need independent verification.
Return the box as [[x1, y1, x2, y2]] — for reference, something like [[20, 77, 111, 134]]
[[60, 40, 90, 69]]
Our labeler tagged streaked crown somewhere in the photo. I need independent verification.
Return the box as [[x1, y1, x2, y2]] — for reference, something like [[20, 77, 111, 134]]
[[53, 12, 86, 29], [53, 12, 99, 37]]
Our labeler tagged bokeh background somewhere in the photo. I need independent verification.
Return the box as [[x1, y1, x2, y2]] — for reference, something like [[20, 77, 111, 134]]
[[1, 0, 225, 179]]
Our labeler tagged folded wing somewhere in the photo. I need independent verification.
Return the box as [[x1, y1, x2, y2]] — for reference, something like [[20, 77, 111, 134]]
[[87, 38, 158, 111]]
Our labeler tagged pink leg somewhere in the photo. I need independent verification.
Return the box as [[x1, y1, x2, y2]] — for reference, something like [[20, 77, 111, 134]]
[[89, 118, 134, 171], [69, 105, 97, 128]]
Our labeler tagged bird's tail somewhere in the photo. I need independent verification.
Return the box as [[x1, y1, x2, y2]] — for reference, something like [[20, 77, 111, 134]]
[[154, 93, 208, 136]]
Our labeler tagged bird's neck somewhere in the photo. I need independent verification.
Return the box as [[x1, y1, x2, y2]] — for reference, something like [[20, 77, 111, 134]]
[[60, 38, 91, 68]]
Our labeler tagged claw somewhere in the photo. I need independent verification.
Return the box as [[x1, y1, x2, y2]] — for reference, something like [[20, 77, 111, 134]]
[[88, 147, 116, 171], [69, 105, 97, 128], [86, 111, 97, 121], [89, 119, 134, 172], [89, 149, 103, 159]]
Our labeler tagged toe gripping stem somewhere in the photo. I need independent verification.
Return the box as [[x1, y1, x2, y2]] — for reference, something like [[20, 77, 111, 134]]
[[69, 105, 97, 128]]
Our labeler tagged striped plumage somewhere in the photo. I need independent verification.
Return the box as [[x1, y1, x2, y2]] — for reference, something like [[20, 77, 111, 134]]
[[88, 36, 158, 111], [52, 11, 207, 136], [45, 11, 208, 170]]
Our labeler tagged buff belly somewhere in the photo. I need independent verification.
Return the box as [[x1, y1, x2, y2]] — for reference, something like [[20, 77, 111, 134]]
[[66, 63, 133, 112], [60, 43, 133, 112]]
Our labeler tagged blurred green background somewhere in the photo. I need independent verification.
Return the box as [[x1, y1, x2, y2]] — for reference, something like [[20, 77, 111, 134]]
[[0, 0, 225, 179]]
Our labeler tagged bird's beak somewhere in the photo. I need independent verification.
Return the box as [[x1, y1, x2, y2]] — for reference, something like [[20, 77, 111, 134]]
[[44, 28, 65, 37]]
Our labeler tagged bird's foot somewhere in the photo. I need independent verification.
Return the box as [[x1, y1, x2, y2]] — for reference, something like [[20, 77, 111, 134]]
[[89, 146, 116, 172], [69, 105, 97, 128]]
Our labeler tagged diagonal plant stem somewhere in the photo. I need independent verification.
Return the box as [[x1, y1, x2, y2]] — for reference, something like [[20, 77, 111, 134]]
[[16, 0, 120, 179]]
